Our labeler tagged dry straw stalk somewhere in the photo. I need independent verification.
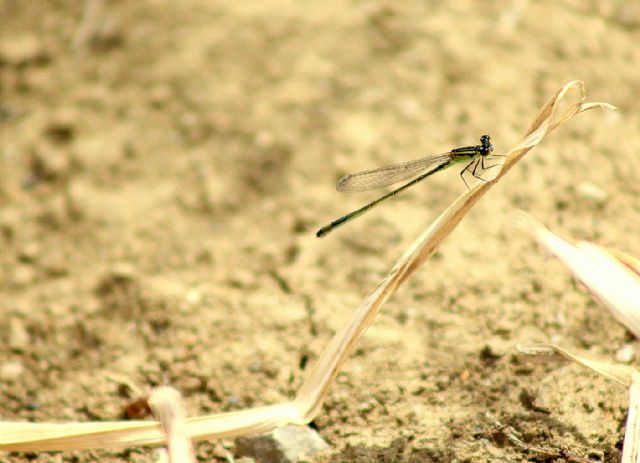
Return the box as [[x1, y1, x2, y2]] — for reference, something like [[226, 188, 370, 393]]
[[514, 212, 640, 334], [148, 387, 196, 463]]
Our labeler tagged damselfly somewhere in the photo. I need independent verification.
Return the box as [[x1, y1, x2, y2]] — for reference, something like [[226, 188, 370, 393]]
[[316, 135, 498, 237]]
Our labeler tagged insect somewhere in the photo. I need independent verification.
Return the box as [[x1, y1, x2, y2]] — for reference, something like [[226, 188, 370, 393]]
[[316, 135, 498, 237]]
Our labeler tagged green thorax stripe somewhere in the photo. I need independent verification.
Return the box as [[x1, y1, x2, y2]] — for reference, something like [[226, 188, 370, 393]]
[[450, 146, 481, 162]]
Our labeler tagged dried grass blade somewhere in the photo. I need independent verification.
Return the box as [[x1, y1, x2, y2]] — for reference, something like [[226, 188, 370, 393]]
[[514, 212, 640, 337], [517, 343, 636, 387], [0, 402, 303, 451], [608, 248, 640, 277], [623, 372, 640, 463]]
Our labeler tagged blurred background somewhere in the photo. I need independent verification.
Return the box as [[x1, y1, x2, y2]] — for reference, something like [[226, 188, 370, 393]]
[[1, 0, 639, 461]]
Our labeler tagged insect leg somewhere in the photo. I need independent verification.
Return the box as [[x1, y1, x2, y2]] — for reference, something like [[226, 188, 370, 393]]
[[460, 158, 479, 190], [472, 157, 487, 180]]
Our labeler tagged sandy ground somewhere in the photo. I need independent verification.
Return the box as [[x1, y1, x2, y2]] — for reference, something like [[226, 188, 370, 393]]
[[2, 0, 640, 461]]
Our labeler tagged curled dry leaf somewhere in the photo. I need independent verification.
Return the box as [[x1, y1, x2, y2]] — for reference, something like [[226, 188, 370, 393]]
[[514, 212, 640, 337], [0, 81, 616, 452]]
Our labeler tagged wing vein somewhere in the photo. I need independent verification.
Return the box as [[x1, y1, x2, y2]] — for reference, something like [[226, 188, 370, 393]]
[[336, 152, 453, 192]]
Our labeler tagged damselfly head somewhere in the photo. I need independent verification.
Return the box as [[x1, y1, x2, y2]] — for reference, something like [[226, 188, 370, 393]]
[[479, 134, 493, 155]]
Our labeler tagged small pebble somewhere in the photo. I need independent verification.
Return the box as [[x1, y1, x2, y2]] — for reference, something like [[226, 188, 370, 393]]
[[178, 375, 203, 393], [26, 401, 41, 411], [0, 361, 25, 382], [10, 265, 36, 287], [19, 241, 41, 263], [0, 34, 47, 66], [255, 130, 275, 147], [148, 84, 172, 107], [45, 111, 76, 144], [550, 334, 562, 344], [9, 317, 30, 349], [396, 97, 421, 120], [576, 182, 608, 205], [235, 425, 329, 463], [107, 262, 137, 282], [358, 400, 375, 413], [616, 344, 635, 363], [227, 269, 258, 289], [185, 288, 202, 306], [0, 207, 21, 238], [248, 362, 262, 373]]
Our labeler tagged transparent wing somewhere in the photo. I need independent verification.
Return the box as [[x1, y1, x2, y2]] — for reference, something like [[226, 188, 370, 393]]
[[336, 152, 453, 192]]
